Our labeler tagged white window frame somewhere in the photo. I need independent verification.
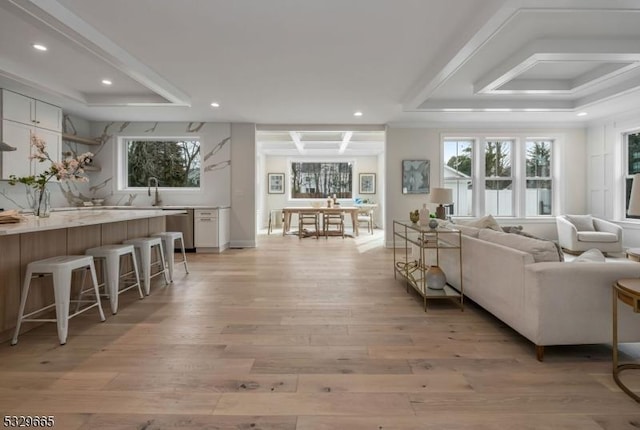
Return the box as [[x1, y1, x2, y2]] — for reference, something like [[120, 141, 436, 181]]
[[117, 136, 202, 192], [623, 129, 640, 219], [441, 133, 559, 219], [442, 138, 475, 217], [483, 138, 516, 217]]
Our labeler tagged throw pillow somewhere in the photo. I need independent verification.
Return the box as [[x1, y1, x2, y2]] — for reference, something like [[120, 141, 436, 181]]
[[454, 224, 481, 238], [513, 229, 565, 262], [565, 214, 595, 232], [478, 228, 561, 263], [572, 248, 606, 263], [462, 214, 503, 232], [502, 225, 524, 234]]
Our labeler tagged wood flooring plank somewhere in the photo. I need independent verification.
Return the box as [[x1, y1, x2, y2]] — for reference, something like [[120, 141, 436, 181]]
[[77, 414, 297, 430], [213, 393, 414, 416], [296, 414, 606, 430], [296, 373, 472, 393]]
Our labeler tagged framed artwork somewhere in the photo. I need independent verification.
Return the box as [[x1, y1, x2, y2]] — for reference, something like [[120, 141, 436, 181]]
[[402, 160, 430, 194], [359, 173, 376, 194], [268, 173, 285, 194]]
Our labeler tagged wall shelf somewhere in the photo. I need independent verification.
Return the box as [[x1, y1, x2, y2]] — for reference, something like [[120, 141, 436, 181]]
[[62, 133, 101, 145]]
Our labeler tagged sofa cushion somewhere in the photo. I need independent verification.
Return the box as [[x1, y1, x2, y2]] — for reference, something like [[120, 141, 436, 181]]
[[513, 230, 565, 262], [572, 248, 606, 262], [565, 214, 595, 232], [577, 231, 619, 243], [478, 228, 561, 263], [454, 224, 481, 237], [460, 214, 503, 232]]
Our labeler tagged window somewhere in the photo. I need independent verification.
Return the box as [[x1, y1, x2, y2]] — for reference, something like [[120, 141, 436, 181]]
[[443, 140, 473, 216], [122, 138, 201, 189], [290, 161, 352, 199], [442, 136, 555, 218], [484, 140, 513, 216], [525, 140, 552, 216], [625, 131, 640, 218]]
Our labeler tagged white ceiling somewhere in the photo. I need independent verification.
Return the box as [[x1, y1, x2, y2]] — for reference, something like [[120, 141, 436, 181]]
[[1, 0, 640, 130]]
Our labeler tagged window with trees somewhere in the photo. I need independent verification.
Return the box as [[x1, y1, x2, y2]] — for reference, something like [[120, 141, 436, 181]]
[[625, 131, 640, 218], [485, 140, 513, 216], [290, 161, 352, 199], [123, 138, 201, 188], [525, 140, 552, 216], [444, 140, 473, 216], [443, 136, 554, 218]]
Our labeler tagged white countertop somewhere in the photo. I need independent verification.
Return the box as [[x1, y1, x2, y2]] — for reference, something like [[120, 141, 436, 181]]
[[0, 209, 186, 236]]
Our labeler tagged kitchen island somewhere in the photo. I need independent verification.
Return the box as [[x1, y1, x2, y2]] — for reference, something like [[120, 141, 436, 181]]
[[0, 209, 185, 342]]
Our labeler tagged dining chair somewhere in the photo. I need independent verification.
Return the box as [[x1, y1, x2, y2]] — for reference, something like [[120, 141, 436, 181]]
[[323, 210, 345, 238], [357, 208, 374, 234], [298, 211, 320, 239]]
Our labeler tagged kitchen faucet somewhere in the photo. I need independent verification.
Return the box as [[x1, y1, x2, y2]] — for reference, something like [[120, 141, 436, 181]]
[[148, 177, 162, 206]]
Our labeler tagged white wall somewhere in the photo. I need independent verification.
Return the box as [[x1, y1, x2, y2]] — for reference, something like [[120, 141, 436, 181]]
[[385, 126, 587, 245], [87, 121, 231, 208], [259, 154, 382, 229], [587, 107, 640, 247], [230, 123, 256, 248]]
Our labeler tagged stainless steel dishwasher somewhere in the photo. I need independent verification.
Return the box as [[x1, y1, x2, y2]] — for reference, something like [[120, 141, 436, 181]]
[[164, 209, 194, 251]]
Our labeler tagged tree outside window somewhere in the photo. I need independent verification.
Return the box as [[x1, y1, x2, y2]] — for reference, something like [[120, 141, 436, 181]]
[[126, 139, 201, 188], [290, 162, 352, 199]]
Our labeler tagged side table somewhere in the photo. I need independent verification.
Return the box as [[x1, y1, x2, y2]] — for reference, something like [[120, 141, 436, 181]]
[[625, 248, 640, 262], [612, 278, 640, 402]]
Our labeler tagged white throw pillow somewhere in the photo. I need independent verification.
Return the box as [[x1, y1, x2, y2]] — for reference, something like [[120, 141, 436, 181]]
[[454, 224, 481, 238], [478, 228, 561, 263], [565, 214, 595, 232], [460, 214, 503, 232], [572, 248, 606, 263]]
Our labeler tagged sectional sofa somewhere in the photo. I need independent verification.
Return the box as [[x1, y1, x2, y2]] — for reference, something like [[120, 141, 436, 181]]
[[438, 225, 640, 361]]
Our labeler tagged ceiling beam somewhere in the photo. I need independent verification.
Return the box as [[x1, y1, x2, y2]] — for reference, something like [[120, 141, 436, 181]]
[[338, 131, 353, 154], [289, 131, 305, 154]]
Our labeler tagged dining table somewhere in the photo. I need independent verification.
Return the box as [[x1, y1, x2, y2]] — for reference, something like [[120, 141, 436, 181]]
[[282, 206, 361, 236]]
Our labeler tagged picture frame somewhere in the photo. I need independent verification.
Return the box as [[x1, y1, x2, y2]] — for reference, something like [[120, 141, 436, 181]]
[[402, 160, 430, 194], [359, 173, 376, 194], [268, 173, 285, 194]]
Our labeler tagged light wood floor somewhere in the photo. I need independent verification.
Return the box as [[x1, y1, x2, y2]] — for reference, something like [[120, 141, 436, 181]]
[[2, 230, 640, 429]]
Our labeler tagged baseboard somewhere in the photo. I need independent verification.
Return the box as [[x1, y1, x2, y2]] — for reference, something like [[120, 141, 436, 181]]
[[230, 240, 257, 248]]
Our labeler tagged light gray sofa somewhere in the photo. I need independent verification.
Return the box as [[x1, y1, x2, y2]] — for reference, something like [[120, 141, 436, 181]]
[[438, 226, 640, 361]]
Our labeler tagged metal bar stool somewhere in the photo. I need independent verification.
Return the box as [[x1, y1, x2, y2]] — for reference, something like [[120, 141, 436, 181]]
[[85, 244, 143, 314], [123, 237, 170, 295], [151, 232, 190, 282], [12, 255, 106, 345]]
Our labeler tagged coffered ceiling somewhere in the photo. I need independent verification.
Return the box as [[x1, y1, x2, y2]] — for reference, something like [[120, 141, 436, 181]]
[[1, 0, 640, 126]]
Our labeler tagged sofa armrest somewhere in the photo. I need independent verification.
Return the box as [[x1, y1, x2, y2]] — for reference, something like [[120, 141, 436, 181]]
[[593, 217, 623, 239], [556, 216, 578, 249], [523, 261, 640, 346]]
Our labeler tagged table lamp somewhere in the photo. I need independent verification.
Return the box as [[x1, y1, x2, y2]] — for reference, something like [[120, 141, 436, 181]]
[[629, 174, 640, 217], [430, 187, 453, 220]]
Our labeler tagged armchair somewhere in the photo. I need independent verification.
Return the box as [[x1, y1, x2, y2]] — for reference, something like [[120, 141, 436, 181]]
[[556, 214, 623, 254]]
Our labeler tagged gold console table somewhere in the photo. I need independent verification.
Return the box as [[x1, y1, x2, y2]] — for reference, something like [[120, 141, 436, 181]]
[[392, 220, 463, 311]]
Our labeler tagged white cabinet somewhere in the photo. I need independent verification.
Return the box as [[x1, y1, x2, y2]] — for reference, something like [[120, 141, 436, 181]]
[[0, 90, 62, 180], [1, 90, 62, 132], [194, 208, 230, 252]]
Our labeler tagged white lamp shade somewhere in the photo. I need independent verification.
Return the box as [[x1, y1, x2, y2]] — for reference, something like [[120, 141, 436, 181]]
[[629, 174, 640, 216], [430, 187, 453, 204]]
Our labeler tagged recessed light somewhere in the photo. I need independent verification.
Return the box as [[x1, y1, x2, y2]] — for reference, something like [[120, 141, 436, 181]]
[[576, 112, 588, 117], [32, 44, 47, 51], [101, 79, 112, 85], [210, 102, 220, 108], [353, 111, 363, 117]]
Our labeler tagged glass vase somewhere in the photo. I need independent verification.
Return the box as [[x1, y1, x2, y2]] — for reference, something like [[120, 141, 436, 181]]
[[32, 187, 51, 218]]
